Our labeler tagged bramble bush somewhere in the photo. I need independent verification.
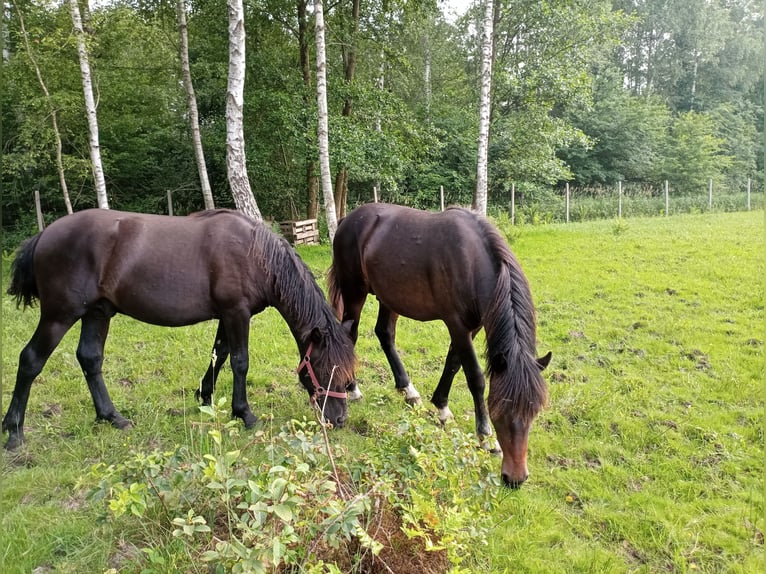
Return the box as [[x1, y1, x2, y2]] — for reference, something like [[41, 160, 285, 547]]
[[86, 398, 503, 573]]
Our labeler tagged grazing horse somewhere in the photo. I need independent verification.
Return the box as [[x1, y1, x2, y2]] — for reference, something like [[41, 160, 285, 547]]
[[3, 208, 355, 450], [328, 203, 550, 488]]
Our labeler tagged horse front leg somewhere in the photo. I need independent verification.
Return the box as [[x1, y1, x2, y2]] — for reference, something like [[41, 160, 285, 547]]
[[451, 331, 495, 449], [430, 344, 463, 425], [431, 328, 479, 424], [3, 317, 74, 449], [196, 322, 230, 406], [222, 314, 257, 429], [375, 304, 421, 405], [77, 310, 131, 430]]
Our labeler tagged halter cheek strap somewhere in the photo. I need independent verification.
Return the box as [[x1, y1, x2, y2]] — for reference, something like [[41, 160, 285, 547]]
[[297, 342, 348, 400]]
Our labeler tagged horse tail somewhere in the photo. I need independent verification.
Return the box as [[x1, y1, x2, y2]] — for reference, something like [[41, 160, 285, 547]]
[[8, 233, 42, 309], [480, 221, 548, 423], [326, 263, 344, 321]]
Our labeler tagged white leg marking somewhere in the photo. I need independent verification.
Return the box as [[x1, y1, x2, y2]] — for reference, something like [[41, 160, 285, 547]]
[[437, 406, 454, 425], [401, 384, 422, 405]]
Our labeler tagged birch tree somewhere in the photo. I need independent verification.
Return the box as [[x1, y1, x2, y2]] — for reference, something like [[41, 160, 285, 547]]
[[473, 0, 494, 215], [298, 0, 318, 219], [314, 0, 339, 240], [226, 0, 261, 220], [70, 0, 108, 209], [177, 0, 214, 210], [16, 6, 72, 214], [332, 0, 360, 219]]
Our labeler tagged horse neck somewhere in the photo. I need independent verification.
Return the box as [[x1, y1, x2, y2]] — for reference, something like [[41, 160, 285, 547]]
[[484, 247, 547, 423], [267, 244, 330, 348]]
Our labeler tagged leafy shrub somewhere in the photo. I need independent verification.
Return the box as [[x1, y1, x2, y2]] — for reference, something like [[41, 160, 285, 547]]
[[87, 398, 503, 573]]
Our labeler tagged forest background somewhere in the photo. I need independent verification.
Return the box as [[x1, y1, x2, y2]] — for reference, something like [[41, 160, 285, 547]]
[[1, 0, 763, 247]]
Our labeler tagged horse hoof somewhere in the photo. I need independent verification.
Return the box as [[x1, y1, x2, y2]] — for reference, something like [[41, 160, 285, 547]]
[[4, 435, 24, 450], [242, 413, 259, 429], [479, 437, 502, 455], [112, 415, 133, 430], [437, 406, 454, 425], [399, 384, 422, 405]]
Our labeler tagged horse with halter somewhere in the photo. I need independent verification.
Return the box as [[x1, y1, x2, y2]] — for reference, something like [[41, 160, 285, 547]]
[[4, 208, 356, 450]]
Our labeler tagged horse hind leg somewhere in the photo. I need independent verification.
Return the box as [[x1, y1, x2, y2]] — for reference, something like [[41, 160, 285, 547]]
[[196, 322, 230, 406], [375, 305, 421, 405], [77, 309, 131, 430], [3, 317, 75, 449]]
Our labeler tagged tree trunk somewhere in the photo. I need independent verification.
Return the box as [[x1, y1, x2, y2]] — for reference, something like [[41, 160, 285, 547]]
[[177, 0, 215, 211], [298, 0, 318, 219], [17, 7, 72, 214], [226, 0, 261, 221], [332, 0, 360, 220], [473, 0, 494, 215], [314, 0, 338, 240], [70, 0, 108, 209]]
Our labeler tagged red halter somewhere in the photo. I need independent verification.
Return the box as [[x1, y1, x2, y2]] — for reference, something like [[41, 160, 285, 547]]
[[297, 342, 348, 400]]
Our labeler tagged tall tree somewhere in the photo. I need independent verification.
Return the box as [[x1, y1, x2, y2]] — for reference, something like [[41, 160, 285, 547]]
[[177, 0, 214, 210], [16, 5, 72, 214], [473, 0, 493, 214], [298, 0, 319, 219], [332, 0, 360, 219], [70, 0, 108, 209], [226, 0, 261, 220], [314, 0, 339, 240]]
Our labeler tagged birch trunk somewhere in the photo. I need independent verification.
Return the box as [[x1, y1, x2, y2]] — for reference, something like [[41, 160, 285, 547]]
[[314, 0, 338, 240], [177, 0, 214, 210], [226, 0, 261, 221], [473, 0, 494, 215], [70, 0, 108, 209], [17, 7, 72, 214], [298, 0, 318, 219], [332, 0, 359, 220]]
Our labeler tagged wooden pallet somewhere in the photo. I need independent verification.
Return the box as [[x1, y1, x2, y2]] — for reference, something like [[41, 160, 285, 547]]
[[279, 218, 320, 245]]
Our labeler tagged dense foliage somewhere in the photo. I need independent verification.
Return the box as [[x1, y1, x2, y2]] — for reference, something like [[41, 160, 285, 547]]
[[2, 0, 762, 238]]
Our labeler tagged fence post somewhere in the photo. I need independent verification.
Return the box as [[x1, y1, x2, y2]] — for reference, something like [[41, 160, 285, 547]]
[[708, 178, 713, 210], [511, 183, 515, 225], [747, 178, 751, 210], [618, 180, 622, 218], [665, 180, 669, 216], [34, 189, 45, 231], [440, 185, 444, 211], [565, 182, 570, 223]]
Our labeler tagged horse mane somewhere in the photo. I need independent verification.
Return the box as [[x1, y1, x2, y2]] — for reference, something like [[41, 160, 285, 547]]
[[256, 224, 356, 384], [475, 215, 548, 424]]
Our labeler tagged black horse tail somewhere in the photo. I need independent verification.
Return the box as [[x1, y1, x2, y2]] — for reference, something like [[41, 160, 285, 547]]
[[8, 233, 42, 309], [480, 220, 549, 424], [326, 264, 344, 321]]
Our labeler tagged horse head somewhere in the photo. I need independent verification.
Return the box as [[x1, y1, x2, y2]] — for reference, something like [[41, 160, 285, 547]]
[[489, 351, 551, 488], [297, 326, 356, 428]]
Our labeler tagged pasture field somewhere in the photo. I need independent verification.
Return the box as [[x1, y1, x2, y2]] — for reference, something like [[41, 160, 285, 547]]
[[1, 210, 763, 573]]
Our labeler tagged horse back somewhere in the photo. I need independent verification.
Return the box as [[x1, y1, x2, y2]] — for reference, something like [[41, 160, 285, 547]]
[[31, 209, 264, 325], [334, 203, 497, 324]]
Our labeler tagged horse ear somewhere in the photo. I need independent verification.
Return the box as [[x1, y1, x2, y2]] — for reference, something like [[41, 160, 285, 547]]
[[341, 319, 354, 336], [310, 327, 322, 344], [537, 351, 552, 371], [490, 353, 508, 373]]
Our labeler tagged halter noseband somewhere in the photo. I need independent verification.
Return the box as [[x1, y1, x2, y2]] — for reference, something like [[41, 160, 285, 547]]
[[297, 342, 348, 400]]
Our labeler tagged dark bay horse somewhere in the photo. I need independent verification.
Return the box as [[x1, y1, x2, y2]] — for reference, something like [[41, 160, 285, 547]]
[[4, 208, 355, 450], [328, 203, 550, 488]]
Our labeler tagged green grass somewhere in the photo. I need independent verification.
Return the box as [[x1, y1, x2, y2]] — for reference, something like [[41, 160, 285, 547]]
[[1, 211, 763, 573]]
